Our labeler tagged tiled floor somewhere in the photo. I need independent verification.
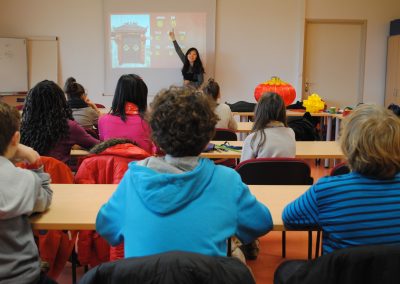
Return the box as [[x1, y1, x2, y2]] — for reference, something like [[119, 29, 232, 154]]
[[56, 160, 332, 284]]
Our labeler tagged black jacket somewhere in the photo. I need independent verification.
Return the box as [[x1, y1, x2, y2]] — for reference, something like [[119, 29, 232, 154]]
[[79, 251, 255, 284]]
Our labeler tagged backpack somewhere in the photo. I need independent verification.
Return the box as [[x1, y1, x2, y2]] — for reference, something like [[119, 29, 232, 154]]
[[287, 112, 319, 141], [226, 101, 256, 112]]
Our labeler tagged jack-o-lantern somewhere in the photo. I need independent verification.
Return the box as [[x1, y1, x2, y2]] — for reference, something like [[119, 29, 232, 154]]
[[254, 76, 296, 106]]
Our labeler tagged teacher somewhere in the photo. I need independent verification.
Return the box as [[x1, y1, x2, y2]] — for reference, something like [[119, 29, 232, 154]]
[[169, 29, 205, 89]]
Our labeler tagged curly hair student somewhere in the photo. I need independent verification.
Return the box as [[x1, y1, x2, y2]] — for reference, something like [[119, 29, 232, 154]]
[[282, 104, 400, 255], [20, 80, 99, 164], [96, 86, 273, 259]]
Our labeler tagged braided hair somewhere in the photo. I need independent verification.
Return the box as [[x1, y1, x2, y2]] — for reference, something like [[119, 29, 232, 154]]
[[21, 80, 73, 155]]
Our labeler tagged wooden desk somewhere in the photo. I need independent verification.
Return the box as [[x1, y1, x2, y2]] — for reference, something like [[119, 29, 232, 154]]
[[30, 184, 308, 231], [200, 141, 343, 160], [71, 141, 344, 160]]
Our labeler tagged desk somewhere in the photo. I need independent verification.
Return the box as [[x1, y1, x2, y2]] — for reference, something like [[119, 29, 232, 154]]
[[71, 141, 344, 160], [30, 184, 308, 231], [200, 141, 343, 160]]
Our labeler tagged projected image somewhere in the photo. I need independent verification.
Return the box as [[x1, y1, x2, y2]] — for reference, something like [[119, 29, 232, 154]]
[[110, 13, 206, 68]]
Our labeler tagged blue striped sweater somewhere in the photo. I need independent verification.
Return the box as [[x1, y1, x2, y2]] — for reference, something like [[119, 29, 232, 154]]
[[282, 172, 400, 254]]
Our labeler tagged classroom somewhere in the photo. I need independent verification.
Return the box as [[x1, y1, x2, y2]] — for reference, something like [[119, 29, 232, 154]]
[[0, 0, 400, 284]]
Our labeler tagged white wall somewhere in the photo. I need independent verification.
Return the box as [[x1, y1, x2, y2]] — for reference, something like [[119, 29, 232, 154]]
[[0, 0, 399, 106], [306, 0, 400, 104]]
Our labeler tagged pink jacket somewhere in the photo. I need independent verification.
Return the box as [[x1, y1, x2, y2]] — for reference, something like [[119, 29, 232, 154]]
[[98, 114, 155, 154]]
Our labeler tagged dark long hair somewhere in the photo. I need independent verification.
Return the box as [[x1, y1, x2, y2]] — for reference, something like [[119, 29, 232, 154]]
[[251, 92, 287, 153], [182, 47, 205, 76], [110, 74, 148, 122], [21, 80, 73, 155]]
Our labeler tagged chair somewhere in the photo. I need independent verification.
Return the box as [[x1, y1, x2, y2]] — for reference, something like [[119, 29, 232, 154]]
[[79, 251, 255, 284], [274, 245, 400, 284], [235, 158, 314, 258], [94, 103, 105, 108], [330, 162, 350, 176], [213, 128, 238, 141]]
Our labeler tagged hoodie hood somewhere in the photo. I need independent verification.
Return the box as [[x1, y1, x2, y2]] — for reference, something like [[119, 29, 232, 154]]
[[128, 158, 215, 215]]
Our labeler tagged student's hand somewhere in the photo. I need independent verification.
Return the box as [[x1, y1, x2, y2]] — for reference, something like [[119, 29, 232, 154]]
[[13, 144, 40, 165], [84, 97, 101, 114], [169, 29, 176, 41], [184, 80, 191, 85]]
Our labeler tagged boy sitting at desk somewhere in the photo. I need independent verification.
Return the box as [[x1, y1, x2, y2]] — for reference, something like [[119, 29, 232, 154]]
[[96, 86, 273, 258], [0, 102, 54, 284]]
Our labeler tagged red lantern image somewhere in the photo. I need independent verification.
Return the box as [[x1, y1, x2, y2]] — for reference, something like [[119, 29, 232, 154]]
[[254, 76, 296, 106]]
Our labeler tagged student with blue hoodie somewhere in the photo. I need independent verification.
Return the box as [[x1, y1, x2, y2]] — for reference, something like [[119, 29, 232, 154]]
[[96, 86, 273, 258]]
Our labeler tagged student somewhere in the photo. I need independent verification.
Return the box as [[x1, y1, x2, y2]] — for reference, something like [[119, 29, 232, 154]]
[[282, 104, 400, 254], [96, 86, 273, 258], [169, 29, 205, 88], [64, 77, 100, 130], [98, 74, 154, 154], [0, 102, 54, 284], [240, 92, 296, 162], [203, 78, 238, 131], [21, 80, 99, 164]]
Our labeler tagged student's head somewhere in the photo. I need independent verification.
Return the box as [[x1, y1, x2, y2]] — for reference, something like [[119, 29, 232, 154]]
[[21, 80, 73, 155], [64, 77, 85, 100], [340, 104, 400, 179], [253, 92, 287, 131], [183, 47, 204, 75], [0, 102, 21, 157], [150, 86, 218, 157], [203, 78, 220, 101], [111, 74, 148, 121], [388, 103, 400, 117]]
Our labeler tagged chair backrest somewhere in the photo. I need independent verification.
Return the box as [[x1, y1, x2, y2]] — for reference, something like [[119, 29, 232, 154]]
[[79, 251, 255, 284], [95, 103, 106, 108], [278, 245, 400, 284], [330, 162, 350, 176], [213, 128, 238, 141], [235, 158, 313, 185], [16, 156, 74, 184]]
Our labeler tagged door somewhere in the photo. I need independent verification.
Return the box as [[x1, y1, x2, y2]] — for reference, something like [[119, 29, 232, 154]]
[[303, 20, 366, 109]]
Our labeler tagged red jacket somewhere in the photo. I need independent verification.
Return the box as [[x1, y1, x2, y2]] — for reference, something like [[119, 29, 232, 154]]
[[74, 143, 150, 266]]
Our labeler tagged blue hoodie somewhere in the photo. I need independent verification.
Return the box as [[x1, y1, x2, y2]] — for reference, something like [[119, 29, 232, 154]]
[[96, 158, 272, 258]]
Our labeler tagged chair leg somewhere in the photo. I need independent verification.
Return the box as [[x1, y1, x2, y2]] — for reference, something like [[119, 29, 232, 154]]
[[307, 231, 313, 259], [71, 249, 77, 284], [281, 231, 286, 258], [315, 230, 321, 258], [227, 237, 232, 257]]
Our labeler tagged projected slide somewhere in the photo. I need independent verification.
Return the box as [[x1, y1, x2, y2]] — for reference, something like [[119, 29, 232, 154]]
[[110, 13, 206, 68]]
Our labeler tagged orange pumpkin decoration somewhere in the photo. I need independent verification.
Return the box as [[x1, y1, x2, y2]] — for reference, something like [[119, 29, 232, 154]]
[[254, 76, 296, 106]]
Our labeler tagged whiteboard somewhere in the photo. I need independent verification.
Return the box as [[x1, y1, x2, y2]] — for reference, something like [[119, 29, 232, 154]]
[[28, 38, 58, 88], [0, 38, 28, 93]]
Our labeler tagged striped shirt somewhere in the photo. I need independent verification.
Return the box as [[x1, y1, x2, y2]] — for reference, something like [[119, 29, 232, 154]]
[[282, 172, 400, 254]]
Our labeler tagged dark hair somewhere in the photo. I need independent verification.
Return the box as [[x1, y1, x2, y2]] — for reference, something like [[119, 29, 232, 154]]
[[0, 102, 20, 155], [388, 103, 400, 117], [203, 78, 220, 101], [150, 86, 218, 157], [111, 74, 148, 121], [251, 92, 287, 153], [182, 47, 205, 76], [64, 77, 85, 100], [90, 138, 135, 154], [20, 80, 73, 155]]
